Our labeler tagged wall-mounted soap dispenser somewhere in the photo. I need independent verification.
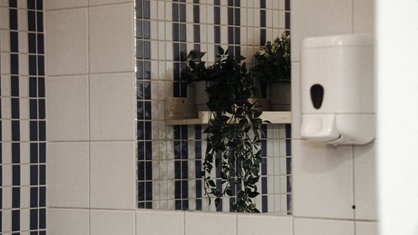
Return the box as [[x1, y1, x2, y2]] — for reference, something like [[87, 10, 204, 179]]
[[300, 34, 375, 145]]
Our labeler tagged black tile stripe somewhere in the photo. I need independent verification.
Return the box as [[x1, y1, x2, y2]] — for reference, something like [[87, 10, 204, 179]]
[[136, 0, 153, 209], [261, 125, 268, 212], [285, 124, 292, 214], [214, 1, 221, 57], [172, 0, 187, 98], [285, 0, 291, 34], [260, 0, 266, 45], [212, 0, 223, 211], [174, 125, 189, 210], [0, 0, 48, 233], [0, 24, 2, 230], [226, 1, 242, 211], [9, 3, 21, 232], [172, 0, 189, 211], [227, 1, 240, 56], [194, 126, 202, 210], [193, 1, 202, 211]]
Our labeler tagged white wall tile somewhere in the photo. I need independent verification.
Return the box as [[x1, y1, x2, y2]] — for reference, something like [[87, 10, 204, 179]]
[[90, 142, 135, 209], [89, 3, 134, 73], [1, 30, 10, 52], [1, 209, 11, 232], [45, 0, 88, 10], [294, 218, 354, 235], [237, 214, 293, 235], [48, 142, 89, 208], [48, 209, 89, 235], [354, 143, 377, 220], [353, 0, 374, 34], [1, 97, 10, 119], [0, 7, 8, 30], [1, 75, 10, 97], [89, 0, 133, 6], [89, 73, 135, 141], [1, 53, 10, 75], [47, 75, 89, 141], [291, 62, 301, 139], [18, 32, 28, 54], [136, 210, 184, 235], [185, 212, 236, 235], [292, 140, 354, 219], [18, 9, 28, 34], [18, 52, 28, 76], [2, 165, 12, 187], [20, 209, 29, 231], [291, 0, 353, 62], [91, 210, 135, 235], [46, 8, 88, 75], [356, 221, 378, 235]]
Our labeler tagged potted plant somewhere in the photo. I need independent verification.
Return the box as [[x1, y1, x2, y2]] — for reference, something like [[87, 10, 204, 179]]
[[251, 32, 291, 111], [182, 47, 266, 212], [181, 50, 209, 111]]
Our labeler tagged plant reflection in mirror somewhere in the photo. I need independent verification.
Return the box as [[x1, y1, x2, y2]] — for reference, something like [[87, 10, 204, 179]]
[[182, 47, 269, 212]]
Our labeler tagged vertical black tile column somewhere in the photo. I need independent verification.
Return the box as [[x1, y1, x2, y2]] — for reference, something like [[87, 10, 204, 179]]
[[285, 0, 291, 34], [261, 125, 268, 213], [260, 0, 266, 45], [226, 1, 242, 212], [193, 0, 202, 211], [258, 1, 269, 210], [172, 0, 189, 211], [227, 0, 240, 56], [213, 0, 220, 57], [1, 0, 46, 233], [28, 0, 47, 233], [194, 125, 202, 210], [285, 124, 292, 214], [9, 2, 21, 232], [285, 0, 291, 213], [0, 25, 2, 231], [174, 125, 188, 210], [212, 0, 223, 212], [136, 0, 153, 209], [193, 1, 200, 52], [172, 0, 187, 98]]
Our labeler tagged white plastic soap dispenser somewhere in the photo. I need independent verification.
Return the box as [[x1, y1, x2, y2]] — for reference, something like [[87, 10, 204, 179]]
[[300, 34, 375, 145]]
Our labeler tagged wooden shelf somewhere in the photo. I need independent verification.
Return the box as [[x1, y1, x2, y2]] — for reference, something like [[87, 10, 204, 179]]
[[166, 111, 291, 125]]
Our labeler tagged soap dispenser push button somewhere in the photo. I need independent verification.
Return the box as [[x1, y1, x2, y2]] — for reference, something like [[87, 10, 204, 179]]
[[310, 84, 324, 109]]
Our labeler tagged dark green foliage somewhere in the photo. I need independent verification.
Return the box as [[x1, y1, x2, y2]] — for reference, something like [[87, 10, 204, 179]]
[[251, 32, 291, 85], [182, 47, 266, 213]]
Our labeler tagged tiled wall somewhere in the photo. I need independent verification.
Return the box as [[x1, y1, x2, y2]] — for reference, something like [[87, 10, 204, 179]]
[[45, 0, 294, 234], [44, 0, 379, 235], [0, 0, 47, 234], [291, 0, 377, 234], [134, 0, 291, 213], [46, 0, 137, 234]]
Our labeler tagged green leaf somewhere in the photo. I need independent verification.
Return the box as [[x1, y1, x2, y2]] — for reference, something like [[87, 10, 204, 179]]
[[248, 191, 260, 198], [208, 180, 216, 187], [217, 46, 225, 55]]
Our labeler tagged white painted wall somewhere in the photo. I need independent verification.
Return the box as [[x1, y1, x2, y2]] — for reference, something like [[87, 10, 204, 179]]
[[376, 0, 418, 234]]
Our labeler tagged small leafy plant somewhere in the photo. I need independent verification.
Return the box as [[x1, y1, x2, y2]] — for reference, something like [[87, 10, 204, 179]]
[[251, 33, 291, 95], [182, 47, 266, 212]]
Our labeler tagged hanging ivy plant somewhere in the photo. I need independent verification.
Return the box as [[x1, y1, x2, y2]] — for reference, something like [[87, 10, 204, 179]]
[[182, 47, 267, 212]]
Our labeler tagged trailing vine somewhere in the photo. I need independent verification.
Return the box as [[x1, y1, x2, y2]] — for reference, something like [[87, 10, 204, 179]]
[[182, 47, 266, 212]]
